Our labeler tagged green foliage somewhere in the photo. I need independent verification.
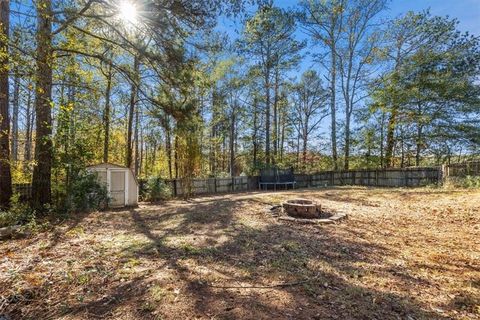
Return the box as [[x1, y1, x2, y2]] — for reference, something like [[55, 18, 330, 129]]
[[446, 176, 480, 189], [0, 194, 35, 228], [368, 11, 480, 163], [60, 171, 109, 213], [145, 177, 172, 202]]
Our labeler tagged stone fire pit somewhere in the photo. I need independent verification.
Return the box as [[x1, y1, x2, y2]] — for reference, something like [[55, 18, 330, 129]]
[[278, 198, 348, 224], [283, 199, 323, 219]]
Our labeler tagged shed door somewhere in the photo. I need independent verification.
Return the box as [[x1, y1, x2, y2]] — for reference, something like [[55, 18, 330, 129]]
[[110, 170, 125, 207]]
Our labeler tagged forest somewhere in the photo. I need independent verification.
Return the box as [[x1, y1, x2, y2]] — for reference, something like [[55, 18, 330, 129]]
[[0, 0, 479, 210]]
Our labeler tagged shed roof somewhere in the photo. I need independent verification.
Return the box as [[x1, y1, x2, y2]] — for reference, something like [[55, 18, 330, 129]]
[[87, 162, 128, 169], [87, 162, 139, 185]]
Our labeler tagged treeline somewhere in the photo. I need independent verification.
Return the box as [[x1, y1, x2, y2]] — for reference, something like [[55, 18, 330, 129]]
[[0, 0, 479, 209]]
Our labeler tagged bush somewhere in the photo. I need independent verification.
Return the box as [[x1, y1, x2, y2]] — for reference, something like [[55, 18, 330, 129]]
[[463, 175, 480, 188], [0, 194, 35, 228], [145, 177, 172, 202], [445, 175, 480, 189], [63, 171, 109, 212]]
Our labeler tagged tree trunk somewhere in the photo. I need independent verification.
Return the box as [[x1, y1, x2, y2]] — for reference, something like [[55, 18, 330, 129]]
[[272, 68, 279, 163], [165, 117, 173, 179], [103, 61, 112, 163], [134, 102, 140, 176], [400, 126, 405, 168], [11, 68, 19, 162], [385, 106, 398, 167], [0, 0, 12, 209], [415, 104, 423, 167], [252, 97, 258, 168], [139, 126, 144, 176], [415, 124, 423, 167], [344, 110, 351, 170], [229, 108, 235, 176], [65, 77, 76, 190], [280, 111, 286, 161], [265, 68, 271, 165], [174, 134, 178, 179], [330, 46, 338, 170], [379, 111, 385, 168], [126, 55, 139, 168], [296, 133, 300, 169], [32, 0, 53, 208], [25, 85, 33, 162], [302, 131, 308, 166]]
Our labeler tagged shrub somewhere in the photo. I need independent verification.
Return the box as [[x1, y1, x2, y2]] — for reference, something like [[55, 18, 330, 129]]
[[444, 175, 480, 189], [64, 171, 109, 212], [0, 194, 35, 228], [463, 175, 480, 188], [145, 177, 172, 202]]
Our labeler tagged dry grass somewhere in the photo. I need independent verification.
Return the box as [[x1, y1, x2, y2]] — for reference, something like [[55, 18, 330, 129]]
[[1, 187, 479, 319]]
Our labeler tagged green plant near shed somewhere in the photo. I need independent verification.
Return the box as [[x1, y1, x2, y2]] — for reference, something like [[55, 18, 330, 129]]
[[145, 177, 172, 202]]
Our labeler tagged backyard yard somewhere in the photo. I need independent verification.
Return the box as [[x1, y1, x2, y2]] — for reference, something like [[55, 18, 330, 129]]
[[1, 187, 479, 320]]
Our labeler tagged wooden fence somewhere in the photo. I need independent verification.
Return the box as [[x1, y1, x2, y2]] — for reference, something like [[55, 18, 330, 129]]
[[12, 183, 32, 201], [139, 167, 442, 197], [12, 167, 445, 200], [294, 167, 441, 188], [163, 176, 258, 197], [444, 161, 480, 177]]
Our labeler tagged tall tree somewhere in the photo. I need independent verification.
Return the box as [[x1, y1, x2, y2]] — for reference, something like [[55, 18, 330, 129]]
[[299, 0, 345, 170], [31, 0, 53, 207], [290, 70, 329, 166], [101, 54, 113, 163], [0, 0, 12, 208], [337, 0, 386, 169], [126, 54, 139, 169]]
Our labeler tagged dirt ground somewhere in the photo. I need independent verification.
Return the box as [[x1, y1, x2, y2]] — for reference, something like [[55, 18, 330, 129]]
[[1, 187, 479, 320]]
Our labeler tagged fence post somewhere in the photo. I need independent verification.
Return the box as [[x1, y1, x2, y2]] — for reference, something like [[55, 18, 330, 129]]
[[440, 165, 446, 185], [330, 171, 334, 186], [173, 179, 177, 197]]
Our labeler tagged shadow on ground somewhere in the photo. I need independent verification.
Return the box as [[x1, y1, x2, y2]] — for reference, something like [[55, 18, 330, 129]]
[[1, 192, 465, 319]]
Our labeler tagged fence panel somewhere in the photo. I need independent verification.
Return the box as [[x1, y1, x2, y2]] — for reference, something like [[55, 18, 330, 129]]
[[12, 183, 32, 200], [446, 161, 480, 177]]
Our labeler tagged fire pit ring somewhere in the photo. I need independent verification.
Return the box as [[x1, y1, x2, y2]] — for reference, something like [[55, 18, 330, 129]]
[[283, 199, 323, 219]]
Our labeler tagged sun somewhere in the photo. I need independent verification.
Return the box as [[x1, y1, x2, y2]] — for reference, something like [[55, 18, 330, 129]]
[[119, 1, 137, 24]]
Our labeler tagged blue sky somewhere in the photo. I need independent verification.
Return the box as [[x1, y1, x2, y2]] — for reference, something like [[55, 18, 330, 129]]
[[273, 0, 480, 36], [387, 0, 480, 35]]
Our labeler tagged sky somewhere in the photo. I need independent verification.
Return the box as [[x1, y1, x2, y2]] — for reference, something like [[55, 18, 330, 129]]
[[274, 0, 480, 36]]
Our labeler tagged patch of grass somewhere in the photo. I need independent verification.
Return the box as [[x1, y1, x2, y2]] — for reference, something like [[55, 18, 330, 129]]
[[124, 257, 142, 268], [149, 284, 167, 302], [65, 226, 85, 237], [178, 243, 219, 258], [281, 240, 301, 252]]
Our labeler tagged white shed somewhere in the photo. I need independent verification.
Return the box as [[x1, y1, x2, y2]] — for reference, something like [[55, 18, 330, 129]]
[[87, 163, 138, 207]]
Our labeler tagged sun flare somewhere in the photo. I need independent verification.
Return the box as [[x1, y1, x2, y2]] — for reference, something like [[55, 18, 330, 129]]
[[119, 0, 137, 24]]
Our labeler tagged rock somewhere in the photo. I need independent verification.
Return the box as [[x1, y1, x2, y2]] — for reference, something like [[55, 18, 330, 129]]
[[0, 225, 23, 240]]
